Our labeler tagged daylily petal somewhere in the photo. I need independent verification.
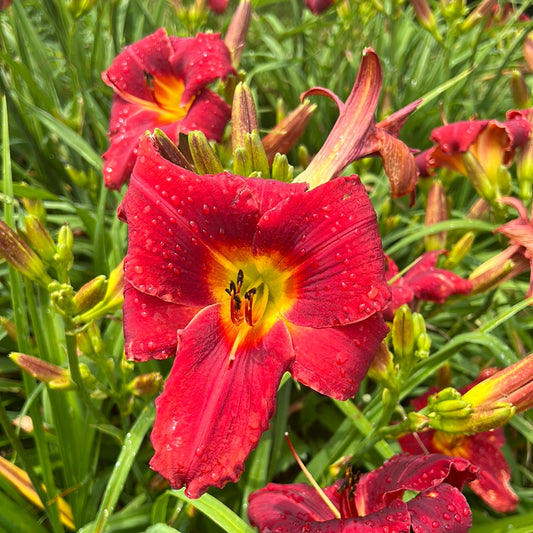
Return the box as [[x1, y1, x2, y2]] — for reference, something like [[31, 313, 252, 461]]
[[430, 121, 490, 155], [120, 136, 294, 306], [289, 314, 388, 400], [150, 305, 294, 498], [169, 33, 235, 105], [354, 454, 478, 516], [408, 483, 472, 533], [254, 175, 390, 327], [123, 281, 199, 361]]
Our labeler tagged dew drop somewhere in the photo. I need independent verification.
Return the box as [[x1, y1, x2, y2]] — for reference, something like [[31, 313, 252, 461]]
[[134, 265, 144, 274]]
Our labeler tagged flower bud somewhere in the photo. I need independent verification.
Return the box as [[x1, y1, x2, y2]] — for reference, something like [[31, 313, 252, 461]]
[[21, 198, 46, 222], [391, 304, 415, 363], [245, 130, 270, 179], [9, 352, 75, 390], [153, 130, 194, 171], [271, 153, 294, 183], [461, 151, 496, 205], [0, 221, 52, 286], [262, 101, 316, 165], [224, 0, 251, 68], [188, 131, 224, 175], [367, 341, 396, 388], [72, 275, 107, 315], [461, 0, 498, 32], [524, 30, 533, 72], [129, 372, 164, 397], [517, 112, 533, 203], [233, 146, 251, 177], [55, 224, 74, 273], [231, 82, 258, 152], [424, 180, 447, 251], [23, 215, 56, 263], [411, 0, 442, 42], [510, 70, 530, 109], [67, 0, 97, 17], [444, 232, 475, 269], [0, 316, 17, 342]]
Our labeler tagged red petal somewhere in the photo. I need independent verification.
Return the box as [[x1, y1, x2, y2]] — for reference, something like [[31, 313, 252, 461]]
[[102, 28, 174, 103], [169, 33, 235, 105], [289, 314, 388, 400], [305, 0, 334, 14], [466, 433, 518, 513], [408, 484, 472, 533], [176, 90, 231, 142], [248, 482, 411, 532], [150, 306, 293, 498], [123, 281, 199, 361], [430, 120, 489, 155], [354, 454, 478, 515], [208, 0, 229, 13], [120, 136, 275, 307], [255, 176, 390, 327]]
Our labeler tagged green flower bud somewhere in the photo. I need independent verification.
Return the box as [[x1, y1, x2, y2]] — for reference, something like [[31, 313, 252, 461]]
[[24, 215, 56, 263], [231, 82, 258, 152], [55, 224, 74, 272], [189, 131, 224, 175], [72, 275, 107, 315]]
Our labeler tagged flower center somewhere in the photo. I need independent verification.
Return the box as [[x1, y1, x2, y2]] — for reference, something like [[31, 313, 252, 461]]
[[145, 72, 194, 122], [218, 254, 295, 362], [337, 465, 361, 518]]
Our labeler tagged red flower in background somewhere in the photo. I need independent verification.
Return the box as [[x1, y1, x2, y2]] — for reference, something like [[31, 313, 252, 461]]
[[248, 454, 477, 532], [305, 0, 334, 14], [399, 378, 519, 513], [495, 196, 533, 297], [208, 0, 229, 14], [384, 251, 472, 320], [119, 135, 390, 497], [102, 29, 235, 189]]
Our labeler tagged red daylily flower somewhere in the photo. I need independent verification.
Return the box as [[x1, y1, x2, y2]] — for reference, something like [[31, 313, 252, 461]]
[[208, 0, 229, 14], [384, 251, 472, 320], [495, 196, 533, 297], [294, 49, 420, 199], [416, 111, 531, 205], [248, 453, 478, 532], [305, 0, 333, 14], [102, 29, 235, 189], [119, 135, 391, 497], [399, 380, 519, 513]]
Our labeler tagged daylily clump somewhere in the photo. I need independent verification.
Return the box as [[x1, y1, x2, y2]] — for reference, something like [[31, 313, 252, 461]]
[[416, 111, 531, 208], [102, 28, 235, 189], [119, 134, 391, 497], [248, 453, 478, 532], [399, 379, 519, 513], [384, 251, 472, 320]]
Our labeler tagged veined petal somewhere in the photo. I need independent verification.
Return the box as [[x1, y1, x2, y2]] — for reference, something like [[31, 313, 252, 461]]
[[169, 33, 235, 105], [289, 314, 388, 400], [123, 281, 199, 361], [102, 28, 174, 103], [408, 484, 472, 533], [150, 306, 293, 497], [254, 176, 390, 327], [430, 120, 489, 155], [354, 454, 478, 516]]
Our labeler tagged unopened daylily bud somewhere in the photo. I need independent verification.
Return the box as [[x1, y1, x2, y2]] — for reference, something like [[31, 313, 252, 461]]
[[67, 0, 97, 17], [462, 352, 533, 416], [271, 153, 294, 182], [245, 131, 270, 179], [297, 145, 311, 169], [24, 215, 56, 263], [189, 131, 224, 175], [517, 112, 533, 202], [224, 0, 251, 68], [153, 130, 194, 171], [367, 341, 396, 388], [510, 70, 530, 109], [461, 0, 498, 31], [0, 221, 52, 286], [231, 82, 258, 152], [21, 198, 46, 223], [439, 0, 466, 21], [72, 275, 107, 315], [524, 31, 533, 72], [233, 146, 251, 177], [262, 101, 317, 164], [0, 316, 17, 342], [9, 352, 74, 390], [75, 261, 124, 323], [462, 151, 496, 205], [411, 0, 442, 42], [424, 180, 447, 251], [130, 372, 164, 397], [49, 282, 76, 317], [55, 224, 73, 272], [444, 232, 475, 269], [391, 304, 415, 362], [469, 247, 529, 294]]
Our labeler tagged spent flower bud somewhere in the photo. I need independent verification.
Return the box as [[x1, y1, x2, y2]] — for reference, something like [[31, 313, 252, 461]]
[[0, 220, 52, 286]]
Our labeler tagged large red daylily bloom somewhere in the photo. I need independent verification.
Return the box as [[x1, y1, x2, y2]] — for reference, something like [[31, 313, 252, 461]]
[[119, 135, 391, 497], [384, 251, 472, 320], [294, 48, 420, 199], [248, 453, 478, 532], [495, 196, 533, 297], [399, 380, 519, 513], [416, 111, 531, 205], [305, 0, 333, 14], [102, 29, 235, 189]]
